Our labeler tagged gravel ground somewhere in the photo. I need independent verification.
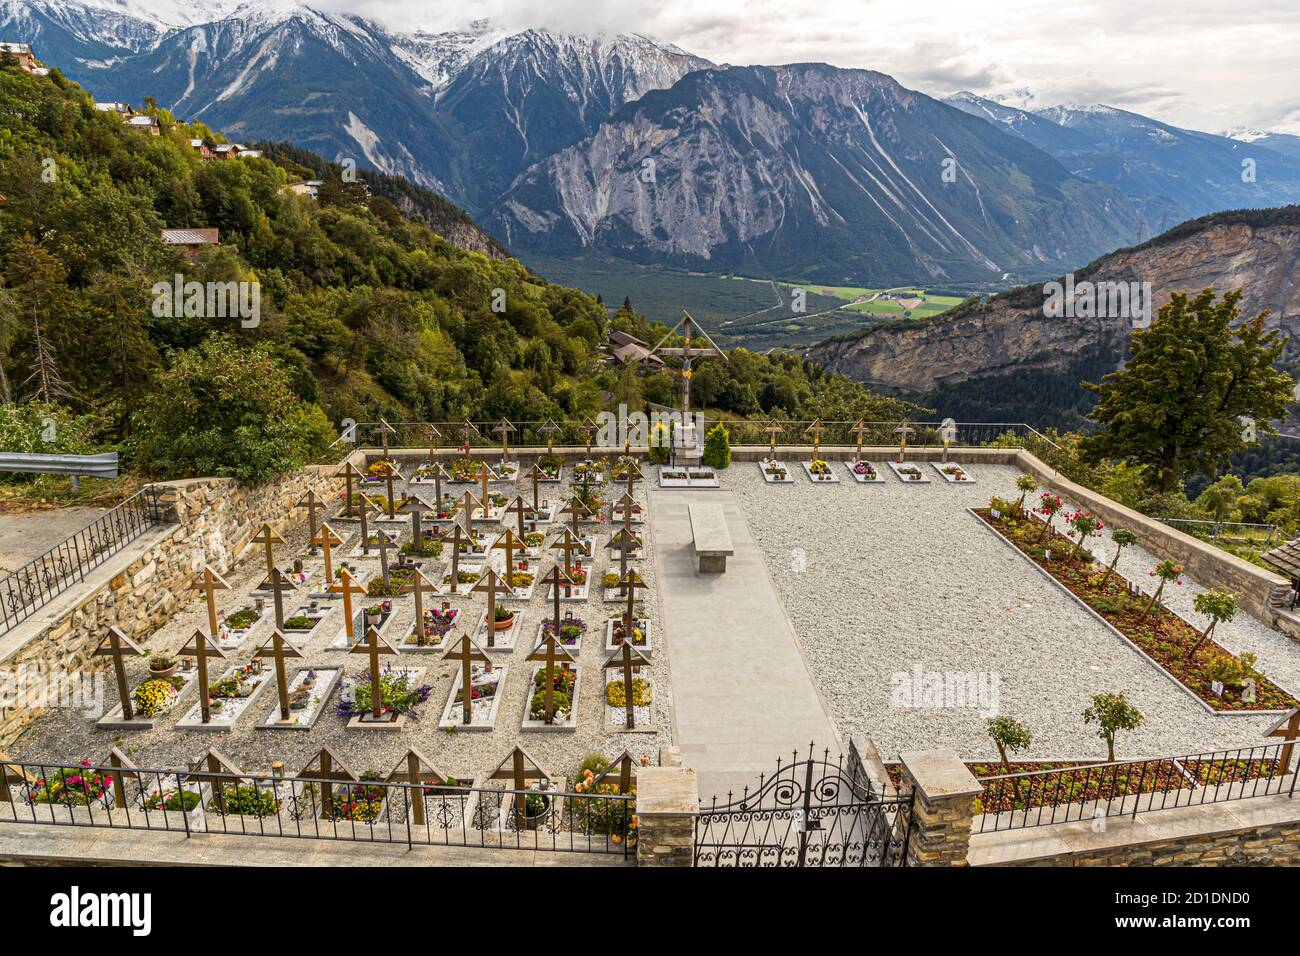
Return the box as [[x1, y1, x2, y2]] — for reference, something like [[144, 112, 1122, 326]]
[[727, 460, 1300, 762], [11, 464, 671, 789]]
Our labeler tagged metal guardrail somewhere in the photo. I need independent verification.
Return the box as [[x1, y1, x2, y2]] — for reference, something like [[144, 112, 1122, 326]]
[[0, 486, 164, 635], [0, 758, 634, 857], [974, 743, 1296, 833], [1159, 517, 1294, 549], [0, 452, 119, 480]]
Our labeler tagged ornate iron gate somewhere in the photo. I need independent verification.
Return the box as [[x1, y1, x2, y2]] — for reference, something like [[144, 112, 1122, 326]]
[[694, 743, 913, 867]]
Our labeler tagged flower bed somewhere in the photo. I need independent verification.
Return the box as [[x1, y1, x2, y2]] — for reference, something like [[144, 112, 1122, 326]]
[[550, 565, 590, 601], [399, 606, 459, 651], [439, 564, 483, 594], [175, 663, 273, 730], [974, 506, 1298, 712], [537, 617, 587, 650], [98, 668, 199, 729], [933, 463, 974, 483], [522, 665, 580, 731], [447, 457, 487, 482], [536, 456, 564, 481], [887, 461, 930, 483], [23, 761, 114, 822], [847, 459, 884, 483], [605, 676, 654, 729], [220, 605, 264, 648], [602, 569, 642, 602], [604, 616, 652, 656], [257, 667, 342, 730], [283, 604, 330, 636], [802, 458, 840, 483], [439, 662, 508, 730], [759, 460, 793, 484], [338, 666, 431, 725]]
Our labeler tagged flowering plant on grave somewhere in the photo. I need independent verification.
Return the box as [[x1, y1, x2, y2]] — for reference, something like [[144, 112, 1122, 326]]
[[541, 618, 587, 645], [132, 677, 181, 718], [852, 460, 877, 477], [603, 571, 622, 589], [559, 566, 587, 586], [337, 669, 431, 720], [364, 459, 397, 479], [448, 457, 482, 481], [508, 570, 535, 589], [444, 569, 480, 585], [606, 677, 652, 708], [942, 465, 968, 480], [417, 607, 457, 644], [29, 761, 111, 806], [144, 787, 201, 812], [572, 767, 637, 842], [224, 608, 260, 630], [329, 773, 385, 823], [809, 459, 829, 474]]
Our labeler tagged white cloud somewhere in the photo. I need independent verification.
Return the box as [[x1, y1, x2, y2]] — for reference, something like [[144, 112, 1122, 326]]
[[182, 0, 1300, 133]]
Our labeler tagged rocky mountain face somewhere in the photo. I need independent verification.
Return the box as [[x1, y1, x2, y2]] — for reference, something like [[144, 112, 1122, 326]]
[[805, 208, 1300, 395], [494, 64, 1143, 285], [946, 93, 1300, 230]]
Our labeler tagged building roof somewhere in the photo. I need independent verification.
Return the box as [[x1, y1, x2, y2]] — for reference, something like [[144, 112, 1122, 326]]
[[1263, 539, 1300, 580], [212, 143, 244, 153], [0, 42, 32, 55], [160, 228, 219, 246], [95, 102, 130, 112], [126, 115, 158, 126], [606, 329, 666, 367]]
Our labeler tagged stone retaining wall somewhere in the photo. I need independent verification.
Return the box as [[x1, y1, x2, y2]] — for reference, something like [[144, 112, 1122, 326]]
[[0, 466, 339, 746]]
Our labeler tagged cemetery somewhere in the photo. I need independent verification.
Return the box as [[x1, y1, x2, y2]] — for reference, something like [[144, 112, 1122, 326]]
[[6, 416, 1300, 868]]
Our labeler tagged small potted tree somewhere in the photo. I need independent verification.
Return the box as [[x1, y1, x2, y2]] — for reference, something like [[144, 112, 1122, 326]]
[[1082, 692, 1144, 762]]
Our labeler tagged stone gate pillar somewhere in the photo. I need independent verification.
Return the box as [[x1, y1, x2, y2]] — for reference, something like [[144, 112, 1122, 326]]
[[635, 748, 698, 867], [898, 749, 982, 866]]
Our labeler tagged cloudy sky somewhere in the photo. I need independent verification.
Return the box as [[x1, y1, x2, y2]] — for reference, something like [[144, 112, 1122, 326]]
[[141, 0, 1300, 133]]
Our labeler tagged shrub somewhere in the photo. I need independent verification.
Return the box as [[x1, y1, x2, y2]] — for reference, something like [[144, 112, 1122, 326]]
[[1082, 692, 1145, 761], [647, 421, 671, 465], [701, 422, 731, 469]]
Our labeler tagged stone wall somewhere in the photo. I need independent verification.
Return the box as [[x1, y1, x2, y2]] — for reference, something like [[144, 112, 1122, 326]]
[[0, 466, 339, 746]]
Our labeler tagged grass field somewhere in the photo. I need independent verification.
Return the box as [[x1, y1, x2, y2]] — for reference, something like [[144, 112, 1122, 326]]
[[523, 254, 968, 350]]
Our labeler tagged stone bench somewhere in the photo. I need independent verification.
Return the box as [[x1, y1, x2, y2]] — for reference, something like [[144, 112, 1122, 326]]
[[688, 503, 734, 573]]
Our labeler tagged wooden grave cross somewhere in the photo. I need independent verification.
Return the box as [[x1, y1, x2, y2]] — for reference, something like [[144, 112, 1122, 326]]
[[311, 522, 345, 586], [539, 418, 561, 454], [446, 522, 475, 594], [254, 628, 303, 724], [895, 421, 915, 461], [423, 423, 442, 459], [403, 569, 439, 647], [503, 495, 533, 539], [375, 526, 396, 588], [431, 463, 449, 515], [581, 418, 599, 457], [329, 567, 368, 644], [604, 643, 652, 729], [380, 459, 399, 519], [609, 526, 640, 589], [187, 748, 243, 816], [851, 419, 870, 461], [457, 490, 483, 532], [105, 746, 136, 809], [296, 489, 325, 547], [251, 522, 285, 584], [406, 495, 432, 556], [617, 490, 638, 533], [493, 527, 527, 579], [457, 419, 480, 450], [356, 492, 381, 555], [386, 747, 449, 826], [489, 746, 551, 830], [340, 462, 367, 517], [763, 419, 783, 458], [351, 625, 398, 721], [492, 418, 515, 463], [299, 746, 357, 811], [194, 567, 231, 641], [526, 630, 576, 725], [178, 628, 228, 724], [266, 567, 298, 631], [558, 494, 590, 538], [540, 564, 570, 636], [372, 418, 397, 458], [619, 569, 647, 627], [93, 626, 143, 721], [551, 527, 585, 581], [622, 462, 643, 498], [592, 750, 641, 795], [805, 419, 827, 459], [471, 567, 514, 648], [442, 635, 491, 725], [1267, 708, 1300, 773], [528, 463, 546, 511], [478, 460, 493, 510]]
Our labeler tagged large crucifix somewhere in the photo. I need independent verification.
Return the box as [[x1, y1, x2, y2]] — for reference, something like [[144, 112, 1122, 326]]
[[527, 629, 576, 725], [296, 489, 325, 550], [763, 419, 783, 458], [492, 418, 515, 464], [442, 635, 490, 725], [805, 419, 827, 460], [312, 522, 345, 586], [251, 523, 285, 585], [254, 629, 302, 724], [471, 568, 514, 648], [178, 628, 228, 724], [489, 746, 551, 831], [604, 642, 652, 729], [329, 567, 368, 646], [503, 495, 534, 539], [94, 626, 143, 721], [193, 567, 230, 641], [647, 310, 726, 465], [351, 625, 398, 723], [403, 568, 439, 647]]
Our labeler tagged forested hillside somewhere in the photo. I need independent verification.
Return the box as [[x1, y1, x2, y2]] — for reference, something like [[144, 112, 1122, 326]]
[[0, 62, 916, 483]]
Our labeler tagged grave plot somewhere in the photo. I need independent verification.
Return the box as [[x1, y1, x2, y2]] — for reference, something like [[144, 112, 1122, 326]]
[[536, 614, 587, 652], [398, 606, 458, 652], [605, 613, 652, 657], [327, 598, 397, 650], [522, 632, 579, 732], [934, 462, 975, 483], [759, 459, 794, 483], [292, 749, 392, 833], [802, 459, 840, 483], [218, 604, 266, 649], [610, 495, 646, 525], [8, 759, 115, 823], [533, 455, 564, 482], [281, 602, 334, 639], [657, 465, 719, 489], [602, 569, 643, 602], [468, 568, 521, 651], [175, 662, 273, 731], [847, 459, 885, 483], [95, 627, 201, 730], [440, 563, 483, 594], [571, 459, 606, 485], [256, 666, 342, 730], [887, 461, 930, 483], [384, 749, 479, 830], [140, 769, 208, 831], [337, 655, 430, 731], [604, 644, 654, 731], [472, 747, 564, 834], [439, 636, 507, 731]]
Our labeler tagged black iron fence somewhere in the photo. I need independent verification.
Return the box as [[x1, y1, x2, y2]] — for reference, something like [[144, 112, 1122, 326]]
[[0, 486, 165, 635], [0, 757, 635, 857], [974, 743, 1297, 833]]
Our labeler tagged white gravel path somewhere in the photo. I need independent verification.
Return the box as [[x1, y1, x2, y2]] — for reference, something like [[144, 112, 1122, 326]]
[[727, 461, 1300, 763], [11, 465, 672, 790]]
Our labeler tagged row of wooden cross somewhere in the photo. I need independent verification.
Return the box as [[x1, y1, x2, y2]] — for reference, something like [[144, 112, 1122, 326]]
[[763, 418, 918, 461]]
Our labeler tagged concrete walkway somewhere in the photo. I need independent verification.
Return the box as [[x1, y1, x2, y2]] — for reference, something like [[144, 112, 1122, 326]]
[[648, 488, 842, 800]]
